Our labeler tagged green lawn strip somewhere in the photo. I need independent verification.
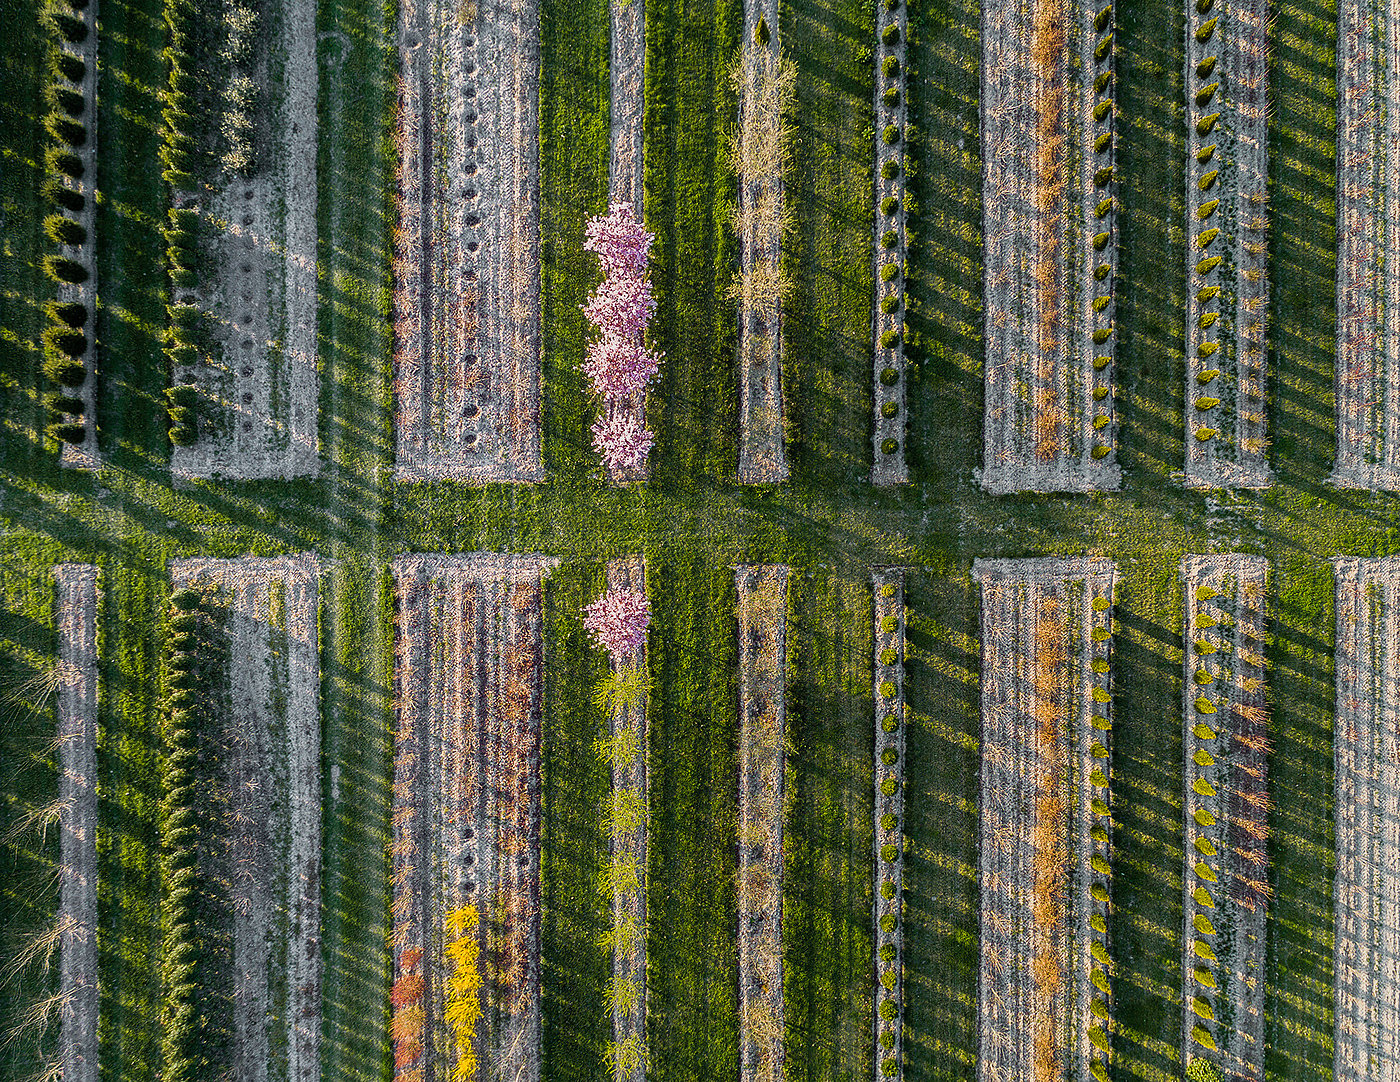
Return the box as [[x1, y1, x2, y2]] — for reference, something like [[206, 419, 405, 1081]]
[[900, 570, 978, 1082], [782, 0, 873, 492], [0, 545, 64, 1079], [539, 0, 609, 482], [541, 561, 609, 1080], [783, 568, 871, 1082], [645, 553, 739, 1081], [643, 0, 740, 486]]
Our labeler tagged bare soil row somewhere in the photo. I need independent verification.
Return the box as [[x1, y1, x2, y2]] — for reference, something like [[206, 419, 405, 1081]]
[[172, 0, 320, 480], [973, 557, 1114, 1082], [1332, 557, 1400, 1082], [736, 566, 789, 1082], [1332, 0, 1400, 488], [54, 564, 99, 1082], [391, 554, 555, 1082], [393, 0, 544, 482], [56, 1, 100, 471], [603, 557, 647, 1082], [734, 0, 790, 485], [170, 556, 323, 1082], [872, 570, 906, 1079], [980, 0, 1119, 494], [1180, 555, 1269, 1082], [1182, 0, 1270, 489]]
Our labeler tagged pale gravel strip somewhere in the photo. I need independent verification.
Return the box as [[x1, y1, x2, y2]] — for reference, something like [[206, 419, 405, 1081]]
[[736, 565, 789, 1082], [54, 565, 99, 1082], [606, 557, 647, 1082], [735, 0, 788, 485], [1180, 555, 1268, 1082], [871, 570, 905, 1076], [172, 0, 320, 480], [1333, 558, 1400, 1082], [870, 0, 907, 485], [170, 556, 322, 1082], [973, 557, 1114, 1082], [56, 0, 100, 471]]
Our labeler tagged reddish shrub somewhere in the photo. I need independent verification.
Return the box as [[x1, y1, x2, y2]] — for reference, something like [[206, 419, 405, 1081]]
[[391, 973, 424, 1008]]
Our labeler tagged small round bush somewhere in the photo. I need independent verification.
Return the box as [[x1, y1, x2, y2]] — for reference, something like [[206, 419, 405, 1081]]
[[880, 777, 898, 797], [169, 423, 199, 446], [880, 261, 899, 282], [880, 943, 896, 963], [43, 325, 86, 357], [879, 998, 897, 1021], [47, 148, 84, 179], [169, 303, 200, 329], [879, 913, 897, 933], [880, 813, 897, 831], [881, 158, 900, 180], [881, 294, 900, 314], [47, 301, 87, 328], [167, 344, 196, 369], [880, 968, 897, 991], [881, 229, 898, 249], [46, 113, 86, 146], [52, 12, 88, 42], [44, 255, 88, 284], [879, 367, 898, 387], [879, 680, 897, 699], [882, 747, 897, 766], [880, 647, 898, 666], [56, 54, 86, 83], [44, 213, 86, 246], [881, 583, 895, 598], [880, 879, 896, 899], [50, 421, 86, 444], [881, 713, 898, 732], [883, 87, 900, 107], [42, 179, 84, 213], [880, 329, 900, 349], [881, 195, 899, 215], [881, 24, 900, 45], [881, 842, 898, 862], [171, 267, 197, 288], [171, 588, 202, 612], [168, 406, 195, 429], [882, 56, 899, 77], [47, 391, 84, 415], [882, 124, 901, 146], [881, 400, 898, 418], [165, 170, 195, 191], [882, 438, 899, 455], [167, 384, 198, 409], [46, 357, 86, 387], [881, 615, 898, 633], [52, 87, 85, 118]]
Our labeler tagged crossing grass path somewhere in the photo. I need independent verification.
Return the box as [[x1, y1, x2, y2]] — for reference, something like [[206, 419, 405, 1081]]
[[0, 0, 1384, 1073]]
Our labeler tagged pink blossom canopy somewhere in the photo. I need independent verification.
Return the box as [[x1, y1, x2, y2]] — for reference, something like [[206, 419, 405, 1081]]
[[581, 334, 663, 398], [590, 412, 656, 474], [584, 585, 651, 662], [584, 202, 653, 278]]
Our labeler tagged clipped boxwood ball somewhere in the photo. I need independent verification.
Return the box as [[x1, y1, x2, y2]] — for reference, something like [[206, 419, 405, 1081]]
[[880, 261, 900, 282], [880, 329, 900, 349], [49, 421, 86, 444], [881, 158, 900, 180], [880, 879, 896, 899], [881, 842, 898, 862], [879, 913, 897, 933], [881, 712, 898, 732], [880, 813, 897, 830], [880, 366, 899, 386], [171, 588, 202, 611], [882, 438, 899, 455], [881, 400, 899, 418], [882, 124, 901, 146]]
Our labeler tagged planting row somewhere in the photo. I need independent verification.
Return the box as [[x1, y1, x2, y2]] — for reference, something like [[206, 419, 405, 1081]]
[[736, 565, 790, 1082], [980, 0, 1119, 493], [1333, 557, 1400, 1082], [973, 557, 1115, 1082], [40, 0, 99, 464], [1180, 556, 1268, 1082], [1332, 0, 1400, 488], [1183, 0, 1270, 488], [391, 554, 555, 1082], [161, 0, 321, 479], [871, 570, 906, 1078], [392, 0, 544, 482], [587, 562, 651, 1081], [54, 565, 99, 1082], [733, 10, 794, 484], [160, 556, 323, 1082], [870, 0, 908, 484]]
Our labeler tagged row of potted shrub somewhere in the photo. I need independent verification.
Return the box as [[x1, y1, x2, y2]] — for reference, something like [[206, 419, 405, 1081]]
[[1086, 1, 1116, 463], [873, 573, 905, 1077], [40, 0, 96, 446], [1084, 590, 1114, 1082], [872, 0, 907, 472], [1188, 0, 1226, 451]]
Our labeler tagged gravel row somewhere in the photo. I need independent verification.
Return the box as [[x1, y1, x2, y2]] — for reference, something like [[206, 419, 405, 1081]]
[[871, 570, 906, 1079], [736, 565, 789, 1082], [1180, 555, 1269, 1082], [169, 555, 323, 1082], [973, 557, 1114, 1082], [980, 0, 1119, 493], [54, 564, 99, 1082], [1182, 0, 1270, 488], [391, 554, 556, 1082], [1332, 0, 1400, 488], [1333, 557, 1400, 1082], [393, 0, 544, 482]]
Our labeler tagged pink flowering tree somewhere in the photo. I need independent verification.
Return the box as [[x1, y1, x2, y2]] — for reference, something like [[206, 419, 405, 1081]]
[[584, 585, 651, 665], [582, 204, 661, 470]]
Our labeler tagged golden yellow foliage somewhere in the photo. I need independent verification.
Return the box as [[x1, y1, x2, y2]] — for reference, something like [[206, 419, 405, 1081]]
[[444, 904, 482, 1082]]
